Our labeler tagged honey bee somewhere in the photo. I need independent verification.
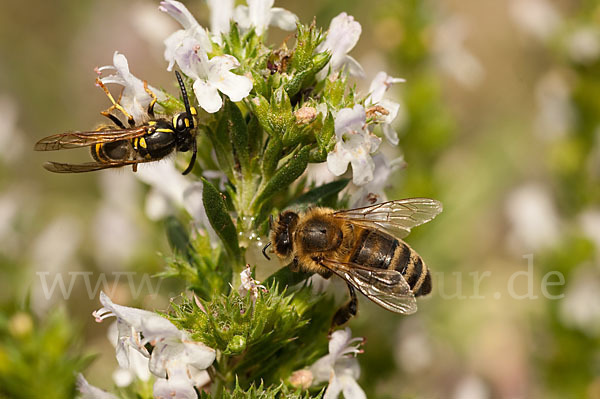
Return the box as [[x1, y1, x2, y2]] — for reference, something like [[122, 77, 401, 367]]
[[265, 198, 443, 327], [34, 71, 197, 174]]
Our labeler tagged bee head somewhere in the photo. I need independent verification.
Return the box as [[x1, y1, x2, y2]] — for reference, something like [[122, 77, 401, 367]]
[[270, 210, 299, 258]]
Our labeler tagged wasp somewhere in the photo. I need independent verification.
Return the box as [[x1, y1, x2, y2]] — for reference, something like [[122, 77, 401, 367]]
[[34, 71, 197, 174], [265, 198, 443, 327]]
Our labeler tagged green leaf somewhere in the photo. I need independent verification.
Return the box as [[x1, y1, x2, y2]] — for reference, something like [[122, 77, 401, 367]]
[[225, 99, 250, 173], [261, 137, 283, 179], [315, 111, 335, 152], [263, 265, 313, 288], [165, 216, 191, 260], [290, 179, 350, 206], [253, 146, 310, 209], [201, 178, 241, 261]]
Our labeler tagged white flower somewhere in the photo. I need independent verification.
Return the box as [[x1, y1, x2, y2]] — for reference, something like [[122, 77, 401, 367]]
[[509, 0, 561, 41], [147, 321, 215, 399], [504, 183, 561, 253], [182, 45, 253, 113], [559, 266, 600, 337], [327, 105, 381, 186], [108, 322, 151, 387], [366, 71, 406, 145], [76, 374, 118, 399], [310, 328, 366, 399], [207, 0, 234, 38], [566, 26, 600, 64], [96, 52, 163, 124], [238, 265, 267, 302], [136, 163, 219, 246], [351, 154, 405, 208], [234, 0, 298, 36], [317, 13, 364, 79], [432, 16, 485, 89], [92, 292, 216, 399], [534, 70, 574, 141], [160, 0, 212, 71]]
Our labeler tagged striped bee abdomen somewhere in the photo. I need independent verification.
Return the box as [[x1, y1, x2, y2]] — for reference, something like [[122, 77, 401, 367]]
[[348, 228, 431, 297]]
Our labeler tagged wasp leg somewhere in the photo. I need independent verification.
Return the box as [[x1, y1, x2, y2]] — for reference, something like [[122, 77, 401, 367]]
[[143, 80, 157, 119], [100, 111, 126, 129], [331, 283, 358, 330], [96, 78, 136, 127], [132, 163, 138, 173]]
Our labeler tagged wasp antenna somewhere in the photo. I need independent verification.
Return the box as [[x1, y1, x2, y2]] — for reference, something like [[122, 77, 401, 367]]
[[182, 138, 197, 175], [175, 71, 194, 128], [262, 242, 272, 261]]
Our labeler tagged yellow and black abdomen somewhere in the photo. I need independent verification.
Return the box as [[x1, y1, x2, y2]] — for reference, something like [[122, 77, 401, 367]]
[[348, 228, 431, 296]]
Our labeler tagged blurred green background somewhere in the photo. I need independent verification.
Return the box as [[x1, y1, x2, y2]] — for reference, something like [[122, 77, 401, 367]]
[[1, 0, 600, 398]]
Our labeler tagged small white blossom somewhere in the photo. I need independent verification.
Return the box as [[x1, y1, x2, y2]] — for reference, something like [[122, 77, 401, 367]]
[[76, 374, 118, 399], [559, 266, 600, 336], [107, 322, 151, 387], [207, 0, 234, 39], [310, 328, 366, 399], [505, 183, 561, 253], [432, 16, 485, 89], [317, 13, 364, 79], [238, 265, 267, 302], [96, 52, 164, 124], [92, 292, 216, 399], [566, 26, 600, 64], [160, 0, 212, 71], [234, 0, 298, 36], [534, 70, 574, 141], [351, 154, 405, 208], [509, 0, 561, 41], [181, 45, 253, 113], [327, 105, 381, 186], [366, 71, 406, 145]]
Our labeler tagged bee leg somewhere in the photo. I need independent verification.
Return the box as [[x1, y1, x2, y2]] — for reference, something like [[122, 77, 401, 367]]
[[331, 283, 358, 329], [289, 257, 300, 272], [96, 78, 136, 127], [143, 80, 157, 118]]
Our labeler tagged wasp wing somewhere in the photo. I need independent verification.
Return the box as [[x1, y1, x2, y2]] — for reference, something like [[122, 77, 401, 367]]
[[34, 127, 148, 151], [43, 158, 152, 173], [321, 259, 417, 315], [332, 198, 442, 239]]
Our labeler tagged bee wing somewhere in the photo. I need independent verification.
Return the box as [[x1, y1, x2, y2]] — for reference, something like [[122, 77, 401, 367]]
[[43, 158, 150, 173], [34, 127, 147, 151], [321, 259, 417, 315], [333, 198, 443, 239]]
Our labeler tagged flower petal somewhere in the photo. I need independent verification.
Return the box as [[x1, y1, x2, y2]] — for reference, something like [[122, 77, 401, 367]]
[[327, 146, 350, 176], [76, 374, 118, 399], [383, 123, 399, 146], [350, 152, 376, 186], [212, 72, 253, 102], [193, 79, 222, 113], [323, 375, 343, 399], [344, 55, 365, 78], [207, 0, 234, 35], [269, 7, 298, 31], [159, 0, 200, 31], [339, 374, 367, 399], [334, 105, 366, 138], [153, 375, 197, 399]]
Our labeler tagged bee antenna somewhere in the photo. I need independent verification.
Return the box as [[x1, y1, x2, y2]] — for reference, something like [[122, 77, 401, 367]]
[[262, 242, 272, 261], [182, 138, 197, 175], [175, 70, 194, 128]]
